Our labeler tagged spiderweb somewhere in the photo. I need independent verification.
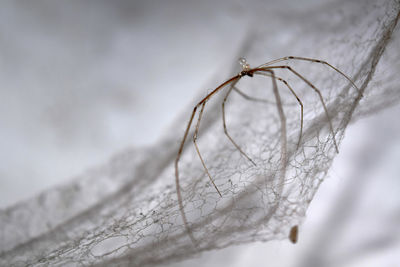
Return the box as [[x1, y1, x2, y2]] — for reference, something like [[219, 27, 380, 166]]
[[1, 0, 399, 266]]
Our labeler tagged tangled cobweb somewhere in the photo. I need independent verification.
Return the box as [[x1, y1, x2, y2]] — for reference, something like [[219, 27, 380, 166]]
[[1, 0, 399, 266]]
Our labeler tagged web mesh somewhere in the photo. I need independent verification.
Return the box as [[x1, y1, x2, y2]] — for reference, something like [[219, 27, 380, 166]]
[[1, 0, 399, 266]]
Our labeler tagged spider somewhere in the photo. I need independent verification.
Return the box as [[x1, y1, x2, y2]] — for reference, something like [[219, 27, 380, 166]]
[[174, 56, 359, 243]]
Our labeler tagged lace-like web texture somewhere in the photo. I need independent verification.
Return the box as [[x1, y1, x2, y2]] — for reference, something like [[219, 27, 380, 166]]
[[1, 0, 399, 266]]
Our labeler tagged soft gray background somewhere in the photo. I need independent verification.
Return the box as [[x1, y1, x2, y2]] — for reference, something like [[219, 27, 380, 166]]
[[0, 0, 246, 206], [1, 1, 399, 266]]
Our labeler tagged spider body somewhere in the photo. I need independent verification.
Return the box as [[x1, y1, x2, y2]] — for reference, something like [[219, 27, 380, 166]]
[[239, 69, 254, 77]]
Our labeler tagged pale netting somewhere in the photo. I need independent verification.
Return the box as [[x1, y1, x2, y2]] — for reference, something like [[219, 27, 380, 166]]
[[1, 0, 400, 266]]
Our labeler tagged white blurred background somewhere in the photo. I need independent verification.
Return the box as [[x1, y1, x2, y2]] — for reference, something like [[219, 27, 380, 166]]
[[0, 0, 248, 207], [1, 1, 399, 266]]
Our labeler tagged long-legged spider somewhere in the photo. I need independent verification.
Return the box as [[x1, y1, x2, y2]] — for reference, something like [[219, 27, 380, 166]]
[[174, 56, 359, 243]]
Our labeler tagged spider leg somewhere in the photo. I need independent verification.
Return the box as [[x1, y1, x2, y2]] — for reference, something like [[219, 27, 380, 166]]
[[175, 74, 242, 245], [256, 72, 304, 149], [222, 80, 257, 166], [175, 75, 241, 244], [232, 86, 274, 104], [175, 104, 200, 245], [257, 69, 288, 195], [233, 85, 297, 107], [193, 101, 222, 197], [265, 65, 339, 153], [258, 56, 360, 95], [175, 75, 241, 195]]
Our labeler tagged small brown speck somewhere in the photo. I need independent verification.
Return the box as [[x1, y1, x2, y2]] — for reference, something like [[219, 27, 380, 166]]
[[289, 225, 298, 244]]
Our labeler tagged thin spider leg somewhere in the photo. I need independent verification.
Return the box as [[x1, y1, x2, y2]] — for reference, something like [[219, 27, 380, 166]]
[[233, 86, 297, 107], [193, 101, 223, 197], [174, 74, 241, 245], [232, 86, 274, 104], [258, 56, 360, 94], [175, 74, 241, 243], [257, 72, 304, 149], [175, 104, 200, 245], [222, 80, 257, 166], [258, 69, 288, 196], [264, 65, 339, 153]]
